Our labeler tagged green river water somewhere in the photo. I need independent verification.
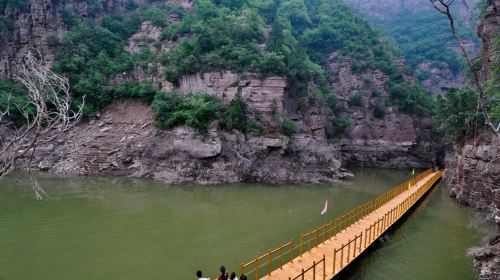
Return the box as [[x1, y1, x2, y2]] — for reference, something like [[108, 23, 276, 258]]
[[0, 169, 494, 280]]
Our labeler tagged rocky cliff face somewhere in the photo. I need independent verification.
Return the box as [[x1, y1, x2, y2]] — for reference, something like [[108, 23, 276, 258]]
[[446, 135, 499, 214], [0, 0, 140, 78], [445, 134, 500, 280], [477, 0, 500, 82], [443, 1, 500, 279], [416, 61, 467, 94], [327, 55, 442, 169], [107, 16, 443, 171]]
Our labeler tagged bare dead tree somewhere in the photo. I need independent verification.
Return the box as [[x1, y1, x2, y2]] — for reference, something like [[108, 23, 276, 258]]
[[431, 0, 500, 139], [0, 51, 84, 199]]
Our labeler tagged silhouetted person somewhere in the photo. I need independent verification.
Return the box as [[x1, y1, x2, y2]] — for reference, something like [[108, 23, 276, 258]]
[[240, 275, 247, 280], [197, 270, 210, 280], [230, 272, 238, 280], [217, 266, 228, 280]]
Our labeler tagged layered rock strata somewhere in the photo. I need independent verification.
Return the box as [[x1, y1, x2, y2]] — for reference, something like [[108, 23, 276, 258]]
[[328, 55, 442, 169]]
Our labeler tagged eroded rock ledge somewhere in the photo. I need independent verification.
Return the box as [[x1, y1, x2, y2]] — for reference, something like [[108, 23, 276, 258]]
[[30, 100, 351, 185]]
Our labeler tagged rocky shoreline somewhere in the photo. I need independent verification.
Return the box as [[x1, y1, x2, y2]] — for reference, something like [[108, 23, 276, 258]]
[[27, 100, 352, 185], [21, 95, 444, 186]]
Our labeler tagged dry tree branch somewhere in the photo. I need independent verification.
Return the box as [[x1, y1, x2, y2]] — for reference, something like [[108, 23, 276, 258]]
[[0, 94, 11, 124], [30, 174, 47, 200], [0, 50, 84, 199], [229, 147, 251, 163], [481, 156, 500, 175], [430, 0, 500, 138]]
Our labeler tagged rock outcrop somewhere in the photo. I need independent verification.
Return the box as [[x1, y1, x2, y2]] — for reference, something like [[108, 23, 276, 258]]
[[445, 135, 500, 215], [338, 108, 439, 169], [30, 100, 350, 184], [416, 61, 467, 95], [111, 20, 176, 92], [0, 0, 142, 78], [470, 236, 500, 280], [327, 55, 442, 169], [477, 0, 500, 82], [445, 134, 500, 280], [178, 72, 287, 124], [125, 21, 164, 54]]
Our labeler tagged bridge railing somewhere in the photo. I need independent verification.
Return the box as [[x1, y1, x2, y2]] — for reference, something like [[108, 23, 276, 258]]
[[300, 223, 329, 256], [289, 254, 326, 280], [240, 239, 294, 279], [240, 168, 436, 279], [332, 233, 362, 274]]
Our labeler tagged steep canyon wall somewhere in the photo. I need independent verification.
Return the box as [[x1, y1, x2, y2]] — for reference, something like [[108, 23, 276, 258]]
[[443, 1, 500, 279]]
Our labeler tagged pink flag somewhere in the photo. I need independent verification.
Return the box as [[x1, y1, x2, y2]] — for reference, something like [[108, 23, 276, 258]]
[[321, 200, 328, 215]]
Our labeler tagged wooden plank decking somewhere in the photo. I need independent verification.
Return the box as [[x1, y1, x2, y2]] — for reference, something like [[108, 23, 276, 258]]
[[240, 169, 443, 280]]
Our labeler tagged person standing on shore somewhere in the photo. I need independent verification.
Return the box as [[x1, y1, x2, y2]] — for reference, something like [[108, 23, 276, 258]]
[[196, 270, 210, 280], [217, 266, 228, 280]]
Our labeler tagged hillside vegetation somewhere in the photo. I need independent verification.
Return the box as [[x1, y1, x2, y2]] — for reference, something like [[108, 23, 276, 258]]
[[370, 9, 476, 78], [1, 0, 436, 133]]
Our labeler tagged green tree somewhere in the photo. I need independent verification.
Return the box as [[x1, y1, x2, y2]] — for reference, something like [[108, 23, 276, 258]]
[[278, 0, 311, 34], [112, 83, 156, 103], [214, 0, 249, 9], [348, 93, 362, 107], [266, 16, 287, 53], [325, 118, 352, 137], [0, 79, 34, 124], [281, 116, 296, 136], [373, 103, 385, 119], [225, 96, 247, 130], [152, 92, 224, 130], [436, 87, 484, 140], [61, 7, 80, 28]]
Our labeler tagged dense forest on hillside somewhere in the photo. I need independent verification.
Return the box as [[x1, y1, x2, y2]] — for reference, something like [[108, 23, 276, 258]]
[[1, 0, 435, 134], [369, 9, 477, 79]]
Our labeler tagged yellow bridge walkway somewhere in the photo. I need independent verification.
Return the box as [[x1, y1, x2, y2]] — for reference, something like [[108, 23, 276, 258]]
[[240, 169, 443, 280]]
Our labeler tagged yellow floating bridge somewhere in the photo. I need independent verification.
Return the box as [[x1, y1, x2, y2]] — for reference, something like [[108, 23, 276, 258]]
[[240, 169, 443, 280]]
